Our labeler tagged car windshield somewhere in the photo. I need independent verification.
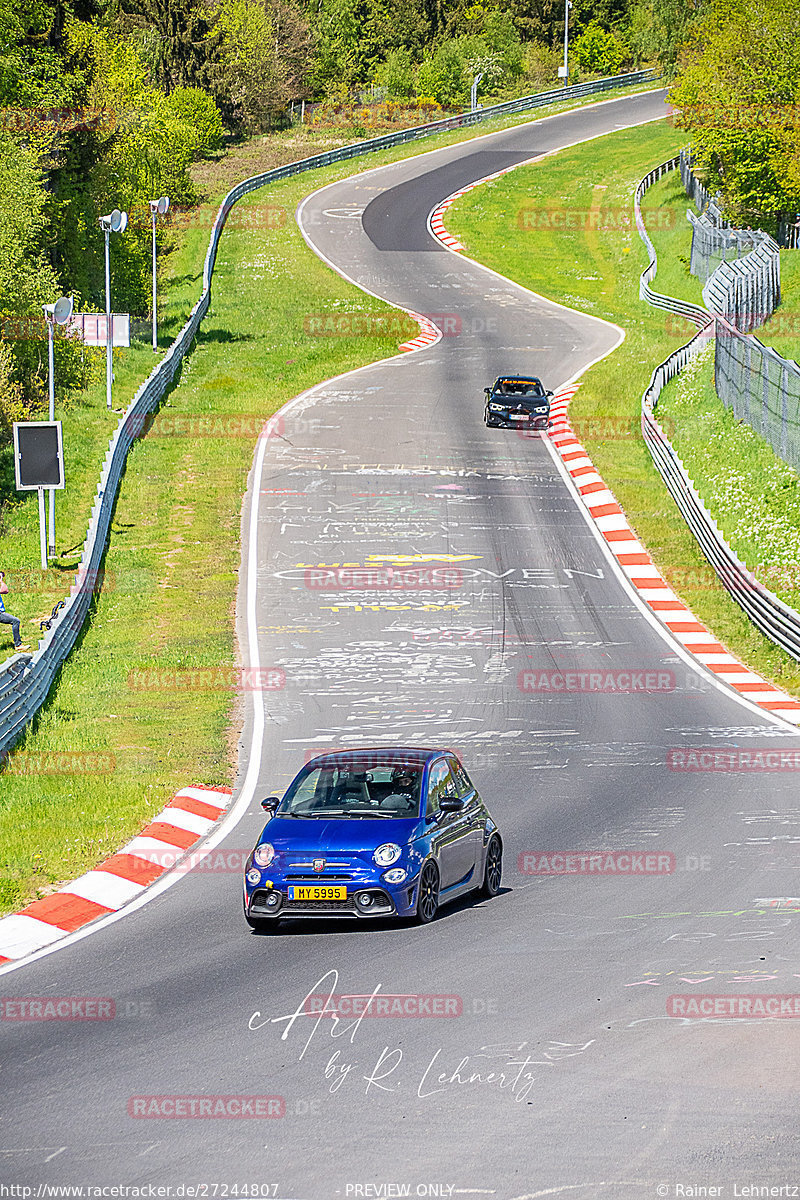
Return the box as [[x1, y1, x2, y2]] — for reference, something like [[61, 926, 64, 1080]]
[[278, 762, 423, 818], [495, 380, 544, 397]]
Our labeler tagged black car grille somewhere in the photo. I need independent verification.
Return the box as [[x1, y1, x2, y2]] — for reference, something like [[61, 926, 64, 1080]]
[[287, 896, 356, 911], [284, 873, 353, 880]]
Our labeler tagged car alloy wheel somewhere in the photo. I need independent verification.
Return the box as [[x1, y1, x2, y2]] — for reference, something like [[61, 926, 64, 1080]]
[[481, 836, 502, 898], [416, 861, 440, 924]]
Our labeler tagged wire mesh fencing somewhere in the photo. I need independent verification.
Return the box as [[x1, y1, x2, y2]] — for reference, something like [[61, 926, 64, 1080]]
[[714, 319, 800, 473]]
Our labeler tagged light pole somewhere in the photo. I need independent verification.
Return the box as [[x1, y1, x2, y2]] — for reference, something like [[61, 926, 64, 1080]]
[[562, 0, 573, 87], [99, 208, 128, 410], [149, 196, 169, 352], [42, 295, 73, 561], [470, 73, 484, 113]]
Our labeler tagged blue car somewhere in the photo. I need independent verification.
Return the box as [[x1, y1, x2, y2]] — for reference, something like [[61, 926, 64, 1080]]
[[243, 747, 503, 928]]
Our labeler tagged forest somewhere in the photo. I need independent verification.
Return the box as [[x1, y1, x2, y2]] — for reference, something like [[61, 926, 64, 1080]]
[[0, 0, 795, 427]]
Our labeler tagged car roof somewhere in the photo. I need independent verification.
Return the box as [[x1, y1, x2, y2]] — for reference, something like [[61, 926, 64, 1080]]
[[494, 375, 542, 384], [305, 746, 455, 770]]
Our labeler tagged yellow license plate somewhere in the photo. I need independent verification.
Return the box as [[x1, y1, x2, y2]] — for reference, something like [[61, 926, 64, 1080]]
[[288, 885, 347, 901]]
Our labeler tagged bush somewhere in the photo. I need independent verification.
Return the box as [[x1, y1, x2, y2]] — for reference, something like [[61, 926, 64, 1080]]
[[416, 42, 468, 106], [164, 87, 225, 155], [377, 49, 415, 99], [572, 23, 628, 75], [0, 341, 26, 443]]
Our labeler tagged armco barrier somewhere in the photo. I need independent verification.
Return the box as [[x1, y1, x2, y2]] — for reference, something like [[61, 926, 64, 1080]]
[[0, 71, 659, 759], [636, 159, 800, 663], [635, 156, 708, 329]]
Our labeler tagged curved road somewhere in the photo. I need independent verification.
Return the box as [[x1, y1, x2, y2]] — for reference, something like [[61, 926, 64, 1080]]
[[3, 91, 800, 1194]]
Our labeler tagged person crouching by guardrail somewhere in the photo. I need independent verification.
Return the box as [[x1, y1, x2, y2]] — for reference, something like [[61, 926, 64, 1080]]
[[0, 572, 30, 653]]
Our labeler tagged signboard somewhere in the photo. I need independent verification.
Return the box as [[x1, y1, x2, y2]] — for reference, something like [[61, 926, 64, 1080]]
[[13, 421, 65, 490], [66, 312, 130, 347]]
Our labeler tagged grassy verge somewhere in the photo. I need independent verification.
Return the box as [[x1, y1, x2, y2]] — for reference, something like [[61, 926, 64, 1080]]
[[446, 119, 800, 696], [0, 82, 665, 916]]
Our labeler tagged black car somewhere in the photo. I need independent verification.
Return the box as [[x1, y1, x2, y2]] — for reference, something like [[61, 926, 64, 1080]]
[[484, 375, 553, 429]]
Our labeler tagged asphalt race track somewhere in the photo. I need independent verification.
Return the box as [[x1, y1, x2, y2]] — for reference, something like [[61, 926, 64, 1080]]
[[3, 91, 800, 1195]]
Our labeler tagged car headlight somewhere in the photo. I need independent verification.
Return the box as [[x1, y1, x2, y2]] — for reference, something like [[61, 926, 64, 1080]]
[[373, 842, 401, 867], [383, 867, 407, 884], [489, 403, 504, 412], [246, 868, 261, 884], [254, 842, 275, 867]]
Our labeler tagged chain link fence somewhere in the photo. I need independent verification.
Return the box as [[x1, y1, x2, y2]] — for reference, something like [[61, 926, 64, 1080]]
[[677, 150, 800, 469], [714, 317, 800, 473], [701, 233, 781, 330]]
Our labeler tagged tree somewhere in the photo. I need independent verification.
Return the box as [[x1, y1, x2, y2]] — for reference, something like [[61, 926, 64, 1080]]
[[572, 21, 627, 74], [670, 0, 800, 221], [115, 0, 222, 93], [217, 0, 311, 128], [627, 0, 709, 75]]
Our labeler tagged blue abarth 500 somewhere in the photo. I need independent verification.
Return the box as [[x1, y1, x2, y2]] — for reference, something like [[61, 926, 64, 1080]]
[[243, 747, 503, 928]]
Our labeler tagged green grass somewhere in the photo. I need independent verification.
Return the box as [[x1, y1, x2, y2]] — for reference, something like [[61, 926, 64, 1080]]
[[0, 82, 665, 916], [640, 170, 704, 309], [447, 118, 800, 696]]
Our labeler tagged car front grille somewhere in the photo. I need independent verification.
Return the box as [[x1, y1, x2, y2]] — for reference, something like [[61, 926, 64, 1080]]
[[284, 872, 353, 881], [286, 897, 356, 911]]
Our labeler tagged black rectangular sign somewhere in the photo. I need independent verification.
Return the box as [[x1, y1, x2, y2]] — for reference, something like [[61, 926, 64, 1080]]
[[13, 421, 65, 490]]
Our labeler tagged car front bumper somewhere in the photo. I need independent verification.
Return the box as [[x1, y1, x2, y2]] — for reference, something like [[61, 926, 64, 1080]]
[[244, 873, 420, 920], [490, 407, 549, 429]]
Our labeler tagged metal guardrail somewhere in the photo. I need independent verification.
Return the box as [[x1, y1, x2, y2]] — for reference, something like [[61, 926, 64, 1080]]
[[0, 69, 660, 759], [635, 156, 709, 329], [636, 159, 800, 663]]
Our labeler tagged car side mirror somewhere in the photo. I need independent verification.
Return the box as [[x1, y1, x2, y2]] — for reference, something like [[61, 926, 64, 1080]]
[[261, 796, 280, 813], [546, 390, 553, 398], [484, 388, 491, 396], [439, 795, 463, 813]]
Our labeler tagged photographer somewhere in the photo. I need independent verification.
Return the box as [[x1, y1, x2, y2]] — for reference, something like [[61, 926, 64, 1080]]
[[0, 572, 30, 653]]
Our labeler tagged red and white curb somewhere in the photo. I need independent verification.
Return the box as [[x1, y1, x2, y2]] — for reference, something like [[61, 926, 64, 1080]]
[[0, 786, 233, 965], [547, 390, 800, 724], [428, 165, 518, 253], [399, 311, 442, 352]]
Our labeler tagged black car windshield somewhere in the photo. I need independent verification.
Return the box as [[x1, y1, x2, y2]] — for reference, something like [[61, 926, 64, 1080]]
[[494, 380, 544, 397], [278, 762, 423, 818]]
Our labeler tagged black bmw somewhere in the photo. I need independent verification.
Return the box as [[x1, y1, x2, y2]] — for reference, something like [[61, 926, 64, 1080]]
[[484, 375, 552, 429]]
